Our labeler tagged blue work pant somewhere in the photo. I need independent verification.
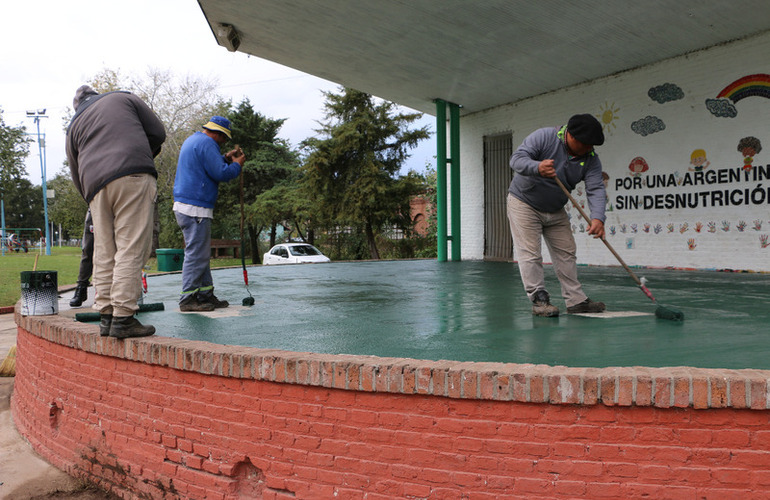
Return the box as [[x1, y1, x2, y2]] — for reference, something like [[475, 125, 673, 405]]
[[175, 212, 215, 304]]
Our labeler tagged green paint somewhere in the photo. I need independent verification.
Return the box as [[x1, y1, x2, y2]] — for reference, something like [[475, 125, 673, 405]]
[[140, 261, 770, 370]]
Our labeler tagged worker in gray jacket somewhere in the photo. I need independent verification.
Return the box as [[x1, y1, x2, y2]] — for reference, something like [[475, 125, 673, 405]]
[[507, 113, 607, 317], [66, 85, 166, 338]]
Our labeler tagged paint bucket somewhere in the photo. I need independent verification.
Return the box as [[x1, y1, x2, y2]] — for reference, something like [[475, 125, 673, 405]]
[[20, 271, 58, 316]]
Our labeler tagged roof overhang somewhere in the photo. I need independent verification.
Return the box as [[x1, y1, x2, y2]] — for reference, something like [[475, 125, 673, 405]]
[[197, 0, 770, 116]]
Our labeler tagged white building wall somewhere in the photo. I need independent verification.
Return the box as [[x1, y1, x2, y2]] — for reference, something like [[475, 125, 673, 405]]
[[460, 31, 770, 272]]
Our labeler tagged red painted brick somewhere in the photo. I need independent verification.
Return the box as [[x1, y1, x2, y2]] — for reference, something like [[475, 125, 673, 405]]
[[13, 319, 770, 500], [513, 477, 553, 495], [493, 372, 511, 401], [478, 370, 497, 400], [529, 375, 547, 403], [678, 466, 718, 484], [673, 375, 691, 407], [604, 461, 639, 478], [551, 441, 587, 458], [320, 360, 334, 388], [430, 368, 446, 397], [461, 369, 478, 399], [709, 376, 728, 408], [384, 364, 402, 393], [712, 429, 751, 447], [535, 458, 575, 474], [678, 428, 713, 446], [730, 378, 748, 408], [554, 479, 587, 496], [692, 376, 710, 409], [585, 481, 624, 498], [414, 366, 432, 395], [333, 362, 348, 390], [446, 369, 462, 399], [550, 374, 580, 404], [582, 371, 599, 405], [601, 374, 617, 406], [654, 377, 672, 408], [512, 372, 527, 401], [401, 365, 416, 394], [599, 425, 636, 443], [750, 377, 767, 409], [617, 376, 634, 406]]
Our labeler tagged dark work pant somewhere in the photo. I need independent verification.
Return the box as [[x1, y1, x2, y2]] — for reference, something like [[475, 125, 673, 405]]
[[76, 208, 94, 287]]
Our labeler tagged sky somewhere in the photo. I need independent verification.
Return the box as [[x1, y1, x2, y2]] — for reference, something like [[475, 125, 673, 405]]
[[0, 1, 436, 187]]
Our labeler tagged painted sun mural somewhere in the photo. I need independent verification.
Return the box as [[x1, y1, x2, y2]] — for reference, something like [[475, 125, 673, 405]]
[[598, 101, 620, 134]]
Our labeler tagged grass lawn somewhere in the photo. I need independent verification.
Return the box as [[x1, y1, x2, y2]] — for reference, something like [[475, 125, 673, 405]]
[[0, 246, 243, 308]]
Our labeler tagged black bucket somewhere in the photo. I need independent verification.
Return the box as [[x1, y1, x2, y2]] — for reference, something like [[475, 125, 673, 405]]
[[20, 271, 58, 316]]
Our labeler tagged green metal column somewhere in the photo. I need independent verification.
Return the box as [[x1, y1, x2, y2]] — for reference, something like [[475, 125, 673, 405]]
[[435, 99, 461, 261], [449, 103, 461, 261], [435, 99, 448, 262]]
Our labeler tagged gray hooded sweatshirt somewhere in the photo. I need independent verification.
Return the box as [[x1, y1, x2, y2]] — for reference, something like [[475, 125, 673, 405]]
[[66, 85, 166, 202]]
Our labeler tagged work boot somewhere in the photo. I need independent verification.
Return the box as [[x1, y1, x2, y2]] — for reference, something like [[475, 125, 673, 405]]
[[179, 298, 215, 312], [69, 283, 89, 307], [109, 316, 155, 339], [567, 298, 607, 314], [202, 294, 229, 309], [532, 290, 559, 317], [99, 314, 112, 337]]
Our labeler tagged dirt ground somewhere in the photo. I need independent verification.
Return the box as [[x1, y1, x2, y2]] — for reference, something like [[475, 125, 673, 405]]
[[0, 377, 118, 500]]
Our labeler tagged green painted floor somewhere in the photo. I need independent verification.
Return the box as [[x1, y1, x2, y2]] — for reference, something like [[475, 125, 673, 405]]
[[130, 260, 770, 370]]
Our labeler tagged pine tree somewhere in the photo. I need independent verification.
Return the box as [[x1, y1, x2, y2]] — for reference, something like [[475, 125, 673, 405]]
[[302, 88, 429, 259]]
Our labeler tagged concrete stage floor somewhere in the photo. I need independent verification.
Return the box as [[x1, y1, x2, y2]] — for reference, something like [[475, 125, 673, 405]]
[[71, 260, 770, 370]]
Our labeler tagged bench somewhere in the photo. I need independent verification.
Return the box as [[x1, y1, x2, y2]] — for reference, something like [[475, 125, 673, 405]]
[[210, 239, 240, 258]]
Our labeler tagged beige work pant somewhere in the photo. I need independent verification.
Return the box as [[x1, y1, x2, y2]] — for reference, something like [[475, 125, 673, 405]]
[[507, 193, 588, 307], [90, 174, 156, 317]]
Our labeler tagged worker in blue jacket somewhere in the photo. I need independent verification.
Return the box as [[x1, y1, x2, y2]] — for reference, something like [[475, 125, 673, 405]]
[[173, 116, 245, 312]]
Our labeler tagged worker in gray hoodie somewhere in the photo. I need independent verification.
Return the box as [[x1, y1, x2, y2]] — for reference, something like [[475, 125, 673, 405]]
[[507, 114, 607, 317], [66, 85, 166, 339]]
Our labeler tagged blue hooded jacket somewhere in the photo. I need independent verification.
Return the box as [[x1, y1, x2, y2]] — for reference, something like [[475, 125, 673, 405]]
[[173, 131, 241, 209]]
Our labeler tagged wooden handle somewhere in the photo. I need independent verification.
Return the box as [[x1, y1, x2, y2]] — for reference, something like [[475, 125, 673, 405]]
[[553, 176, 643, 287], [239, 170, 245, 236]]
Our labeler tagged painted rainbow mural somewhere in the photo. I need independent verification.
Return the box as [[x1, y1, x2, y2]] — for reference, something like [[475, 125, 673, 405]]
[[717, 73, 770, 102]]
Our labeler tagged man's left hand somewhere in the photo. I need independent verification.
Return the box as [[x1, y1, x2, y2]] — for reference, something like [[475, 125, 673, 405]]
[[588, 219, 605, 239]]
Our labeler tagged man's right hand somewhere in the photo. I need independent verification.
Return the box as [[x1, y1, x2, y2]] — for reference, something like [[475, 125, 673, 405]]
[[227, 146, 246, 165], [538, 159, 556, 178], [232, 148, 245, 166]]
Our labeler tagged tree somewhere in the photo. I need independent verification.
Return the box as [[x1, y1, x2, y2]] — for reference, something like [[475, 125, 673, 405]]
[[216, 99, 301, 263], [1, 178, 43, 231], [128, 68, 230, 250], [47, 172, 87, 239], [302, 87, 430, 259], [0, 108, 32, 227], [64, 68, 230, 250]]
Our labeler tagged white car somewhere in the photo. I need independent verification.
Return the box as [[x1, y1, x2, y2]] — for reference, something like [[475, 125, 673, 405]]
[[263, 243, 331, 265]]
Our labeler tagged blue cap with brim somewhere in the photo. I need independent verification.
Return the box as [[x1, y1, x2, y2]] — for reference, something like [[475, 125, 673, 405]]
[[202, 116, 232, 139]]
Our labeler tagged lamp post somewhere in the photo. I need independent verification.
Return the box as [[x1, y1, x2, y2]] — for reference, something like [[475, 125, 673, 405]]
[[26, 109, 50, 256], [1, 194, 6, 257]]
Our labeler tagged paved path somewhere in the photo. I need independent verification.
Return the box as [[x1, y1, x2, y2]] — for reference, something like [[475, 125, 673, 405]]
[[0, 312, 16, 364]]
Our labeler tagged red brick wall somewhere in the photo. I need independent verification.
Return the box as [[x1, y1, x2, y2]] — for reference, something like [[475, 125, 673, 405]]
[[12, 310, 770, 499], [410, 196, 432, 236]]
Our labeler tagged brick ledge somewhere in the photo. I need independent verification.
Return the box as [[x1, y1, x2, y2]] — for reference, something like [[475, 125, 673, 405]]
[[14, 308, 770, 410]]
